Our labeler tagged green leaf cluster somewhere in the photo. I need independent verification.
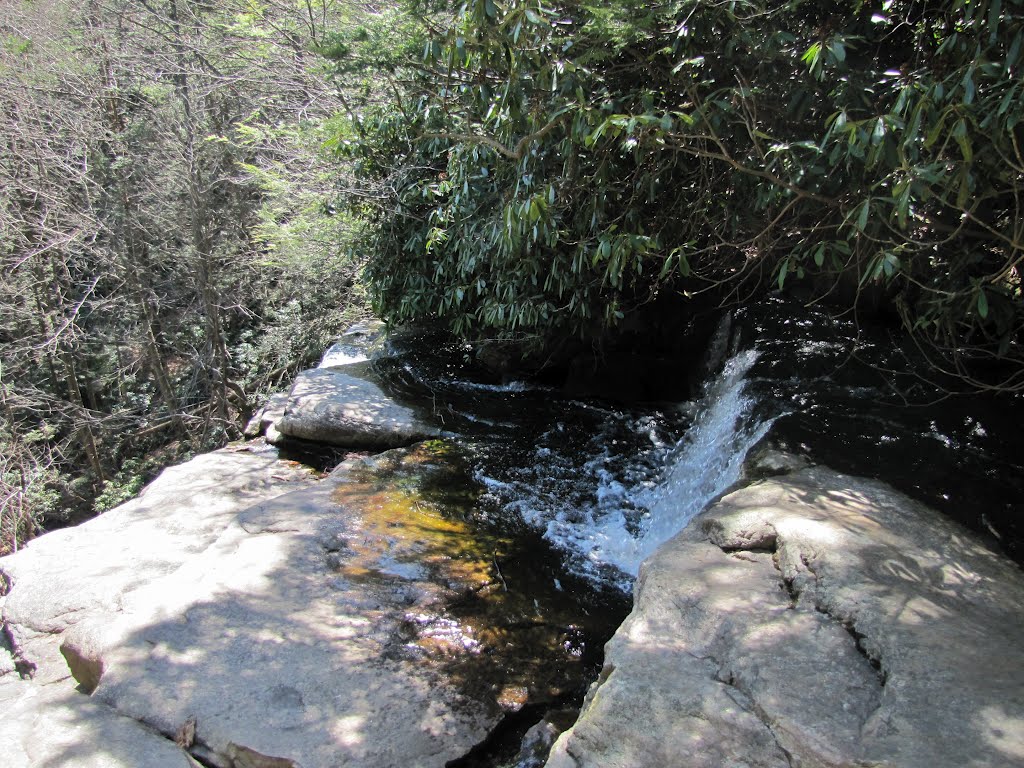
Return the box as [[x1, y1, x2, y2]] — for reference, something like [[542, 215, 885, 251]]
[[350, 0, 1024, 384]]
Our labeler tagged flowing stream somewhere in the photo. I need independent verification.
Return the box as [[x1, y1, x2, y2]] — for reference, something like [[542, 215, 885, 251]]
[[344, 327, 777, 765], [372, 326, 777, 593], [466, 347, 773, 588], [309, 298, 1024, 766], [373, 297, 1024, 595]]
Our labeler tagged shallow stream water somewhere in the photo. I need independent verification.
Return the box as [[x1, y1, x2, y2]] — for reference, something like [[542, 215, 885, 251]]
[[305, 297, 1024, 765]]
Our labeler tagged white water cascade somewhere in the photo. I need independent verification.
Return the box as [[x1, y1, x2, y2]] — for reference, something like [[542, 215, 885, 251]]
[[480, 346, 776, 588], [636, 350, 774, 557], [586, 349, 773, 578]]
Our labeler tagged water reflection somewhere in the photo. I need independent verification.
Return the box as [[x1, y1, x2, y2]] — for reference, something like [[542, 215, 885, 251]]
[[324, 442, 629, 720]]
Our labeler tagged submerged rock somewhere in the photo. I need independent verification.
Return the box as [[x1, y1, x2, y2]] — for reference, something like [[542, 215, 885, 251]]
[[273, 364, 441, 448], [546, 466, 1024, 768]]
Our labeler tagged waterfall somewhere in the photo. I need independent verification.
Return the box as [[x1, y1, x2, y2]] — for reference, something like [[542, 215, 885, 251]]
[[468, 327, 774, 589], [585, 348, 773, 578], [635, 349, 772, 558]]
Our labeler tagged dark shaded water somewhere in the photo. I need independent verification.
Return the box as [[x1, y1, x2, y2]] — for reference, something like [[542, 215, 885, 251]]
[[300, 297, 1024, 766], [736, 298, 1024, 564], [367, 298, 1023, 585]]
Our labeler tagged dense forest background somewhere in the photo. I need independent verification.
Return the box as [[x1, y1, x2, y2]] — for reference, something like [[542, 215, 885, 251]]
[[0, 0, 387, 548], [3, 0, 1023, 553]]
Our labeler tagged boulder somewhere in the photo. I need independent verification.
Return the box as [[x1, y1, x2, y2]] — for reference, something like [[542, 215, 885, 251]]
[[2, 441, 591, 767], [0, 445, 314, 768], [273, 364, 441, 448], [243, 392, 289, 439], [547, 466, 1024, 768], [742, 440, 811, 480], [51, 454, 497, 767], [244, 320, 388, 441], [0, 675, 195, 768], [318, 320, 387, 368], [1, 445, 317, 680]]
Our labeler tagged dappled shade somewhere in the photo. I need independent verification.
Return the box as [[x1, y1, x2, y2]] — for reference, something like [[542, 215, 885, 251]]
[[548, 466, 1024, 767]]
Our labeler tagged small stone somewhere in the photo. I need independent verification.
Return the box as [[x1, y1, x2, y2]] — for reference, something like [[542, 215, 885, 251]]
[[175, 715, 197, 748], [497, 684, 530, 711], [515, 712, 574, 768]]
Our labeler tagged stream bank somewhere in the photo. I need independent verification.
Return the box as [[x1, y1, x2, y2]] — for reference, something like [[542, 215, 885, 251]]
[[3, 297, 1023, 766], [547, 464, 1024, 768]]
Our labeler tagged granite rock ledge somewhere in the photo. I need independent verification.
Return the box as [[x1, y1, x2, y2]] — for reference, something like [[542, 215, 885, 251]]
[[546, 466, 1024, 768]]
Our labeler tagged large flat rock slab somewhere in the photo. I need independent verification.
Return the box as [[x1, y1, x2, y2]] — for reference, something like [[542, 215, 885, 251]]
[[0, 446, 315, 767], [56, 457, 496, 766], [16, 442, 600, 768], [273, 364, 441, 448], [0, 674, 194, 768], [547, 466, 1024, 768], [1, 446, 316, 680]]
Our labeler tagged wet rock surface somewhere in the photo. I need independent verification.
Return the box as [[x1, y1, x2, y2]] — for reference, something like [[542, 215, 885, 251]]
[[1, 441, 619, 768], [273, 364, 442, 448], [546, 466, 1024, 768]]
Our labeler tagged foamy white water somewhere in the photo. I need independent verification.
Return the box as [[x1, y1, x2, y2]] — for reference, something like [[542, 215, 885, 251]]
[[548, 352, 770, 581], [623, 349, 773, 568], [482, 348, 773, 588]]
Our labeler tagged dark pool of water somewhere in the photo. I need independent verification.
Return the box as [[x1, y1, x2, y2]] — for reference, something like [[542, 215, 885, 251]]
[[736, 297, 1024, 564]]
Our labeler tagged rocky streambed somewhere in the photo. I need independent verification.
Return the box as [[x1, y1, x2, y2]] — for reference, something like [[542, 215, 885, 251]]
[[3, 306, 1024, 767]]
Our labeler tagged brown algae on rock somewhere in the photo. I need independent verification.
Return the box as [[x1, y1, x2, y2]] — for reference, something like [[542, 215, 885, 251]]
[[328, 440, 626, 715]]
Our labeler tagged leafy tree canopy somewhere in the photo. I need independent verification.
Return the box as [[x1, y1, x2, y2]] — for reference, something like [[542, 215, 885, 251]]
[[0, 0, 372, 551], [351, 0, 1024, 388]]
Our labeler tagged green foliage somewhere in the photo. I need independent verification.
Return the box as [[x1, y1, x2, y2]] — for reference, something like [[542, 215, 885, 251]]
[[94, 468, 146, 513], [0, 414, 60, 554], [2, 34, 34, 56], [0, 0, 376, 535], [317, 3, 425, 73], [352, 0, 1024, 385]]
